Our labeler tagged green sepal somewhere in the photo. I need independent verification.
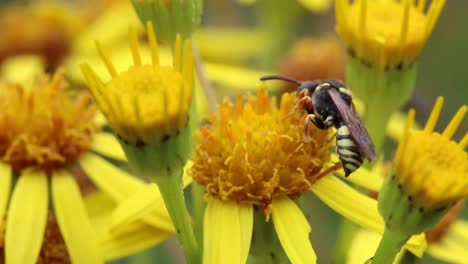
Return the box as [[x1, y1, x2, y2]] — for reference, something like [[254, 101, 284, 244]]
[[257, 0, 304, 69], [116, 97, 198, 181], [346, 56, 418, 152], [378, 174, 450, 236], [113, 95, 200, 263], [131, 0, 203, 49]]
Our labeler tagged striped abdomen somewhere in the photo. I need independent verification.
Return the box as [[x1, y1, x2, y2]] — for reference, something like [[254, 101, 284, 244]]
[[336, 125, 363, 177]]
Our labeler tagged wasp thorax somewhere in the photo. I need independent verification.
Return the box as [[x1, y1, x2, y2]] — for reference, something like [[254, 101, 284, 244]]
[[0, 71, 97, 172], [191, 89, 332, 208]]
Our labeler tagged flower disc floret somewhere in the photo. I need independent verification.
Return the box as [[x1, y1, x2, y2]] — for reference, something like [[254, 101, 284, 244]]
[[191, 89, 332, 207], [80, 22, 194, 144], [335, 0, 446, 69], [103, 65, 189, 143], [394, 97, 467, 211], [0, 71, 96, 171]]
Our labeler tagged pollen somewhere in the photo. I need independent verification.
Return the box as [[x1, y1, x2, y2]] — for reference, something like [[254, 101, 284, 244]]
[[335, 0, 446, 70], [191, 88, 333, 208], [394, 97, 467, 211], [0, 70, 97, 171], [80, 22, 194, 144]]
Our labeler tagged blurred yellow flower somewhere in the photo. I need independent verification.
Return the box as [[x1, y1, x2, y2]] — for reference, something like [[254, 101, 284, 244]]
[[0, 70, 176, 263], [0, 71, 102, 263], [239, 0, 333, 12]]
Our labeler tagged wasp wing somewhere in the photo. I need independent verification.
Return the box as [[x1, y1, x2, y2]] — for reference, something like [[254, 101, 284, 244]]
[[327, 88, 376, 162]]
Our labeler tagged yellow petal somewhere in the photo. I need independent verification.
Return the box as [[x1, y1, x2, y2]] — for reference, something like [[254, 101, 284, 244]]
[[195, 28, 263, 64], [451, 220, 468, 241], [237, 0, 256, 5], [109, 162, 193, 233], [203, 198, 253, 264], [0, 163, 12, 225], [94, 111, 107, 128], [347, 229, 405, 264], [5, 171, 48, 264], [82, 191, 172, 260], [271, 198, 317, 264], [311, 176, 426, 256], [79, 152, 144, 200], [427, 220, 468, 263], [83, 191, 116, 239], [110, 183, 174, 234], [102, 222, 173, 261], [91, 132, 126, 161], [74, 3, 141, 55], [204, 62, 274, 92], [298, 0, 332, 12], [52, 171, 103, 264]]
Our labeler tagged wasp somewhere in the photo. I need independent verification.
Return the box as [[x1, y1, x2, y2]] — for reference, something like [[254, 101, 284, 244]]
[[260, 75, 376, 177]]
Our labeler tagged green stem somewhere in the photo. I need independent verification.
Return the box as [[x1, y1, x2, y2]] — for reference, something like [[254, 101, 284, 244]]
[[372, 229, 409, 264], [257, 0, 303, 69], [333, 218, 357, 264], [191, 182, 205, 247], [363, 106, 393, 153], [154, 170, 200, 264], [248, 208, 288, 264]]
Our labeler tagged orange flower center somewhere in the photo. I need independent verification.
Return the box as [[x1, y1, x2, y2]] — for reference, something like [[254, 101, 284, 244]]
[[0, 72, 97, 171], [191, 89, 333, 207]]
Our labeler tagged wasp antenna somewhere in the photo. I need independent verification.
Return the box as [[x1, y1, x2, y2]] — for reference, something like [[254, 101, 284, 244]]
[[260, 75, 301, 85]]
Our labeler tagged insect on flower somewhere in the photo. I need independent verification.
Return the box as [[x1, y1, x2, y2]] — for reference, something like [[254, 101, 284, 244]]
[[261, 75, 376, 177]]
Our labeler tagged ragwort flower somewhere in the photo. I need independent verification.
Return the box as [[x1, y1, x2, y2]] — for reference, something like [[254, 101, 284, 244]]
[[335, 0, 447, 152], [191, 88, 426, 263], [375, 97, 467, 264], [0, 71, 119, 263], [335, 0, 446, 70], [0, 69, 179, 263], [80, 22, 200, 263], [0, 4, 81, 71]]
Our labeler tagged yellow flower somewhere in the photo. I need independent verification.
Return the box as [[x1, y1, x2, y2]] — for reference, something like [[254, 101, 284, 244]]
[[191, 88, 426, 263], [0, 70, 175, 263], [0, 71, 99, 263], [0, 4, 83, 71], [373, 97, 466, 264], [239, 0, 333, 12], [80, 21, 201, 262], [335, 0, 446, 70], [393, 97, 467, 211], [81, 22, 194, 145]]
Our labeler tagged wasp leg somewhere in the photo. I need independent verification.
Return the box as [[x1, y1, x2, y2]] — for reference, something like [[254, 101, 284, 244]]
[[295, 96, 313, 112], [303, 114, 326, 142]]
